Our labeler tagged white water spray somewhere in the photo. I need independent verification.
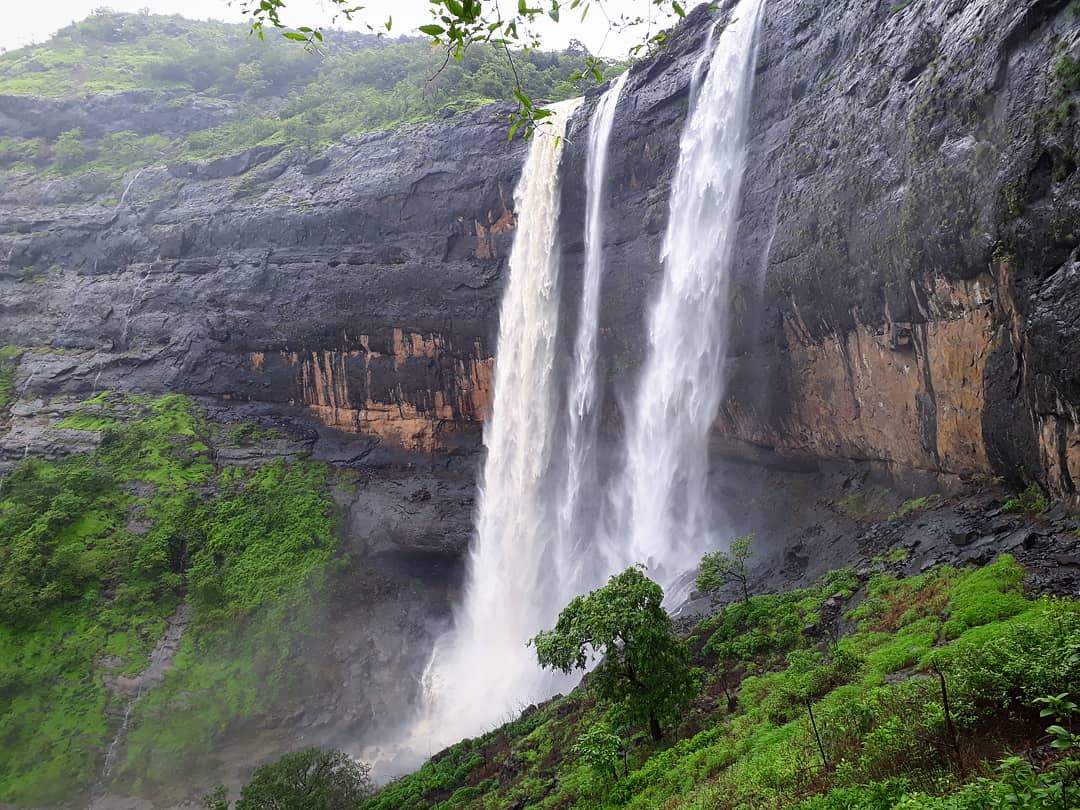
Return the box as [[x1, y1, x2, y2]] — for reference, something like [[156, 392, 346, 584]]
[[394, 1, 765, 760], [612, 0, 765, 593], [411, 97, 583, 751], [557, 71, 629, 589]]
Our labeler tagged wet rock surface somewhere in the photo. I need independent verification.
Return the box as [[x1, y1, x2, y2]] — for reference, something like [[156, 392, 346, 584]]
[[563, 0, 1080, 500], [3, 1, 1080, 496]]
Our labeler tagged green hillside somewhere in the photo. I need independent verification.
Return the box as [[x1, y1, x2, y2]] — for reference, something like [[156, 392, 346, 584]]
[[359, 557, 1079, 810], [0, 10, 597, 176], [0, 393, 344, 804]]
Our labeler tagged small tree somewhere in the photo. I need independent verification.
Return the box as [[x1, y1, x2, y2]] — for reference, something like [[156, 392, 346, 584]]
[[697, 535, 753, 603], [531, 565, 701, 742], [52, 128, 88, 172], [235, 748, 373, 810], [573, 721, 624, 782]]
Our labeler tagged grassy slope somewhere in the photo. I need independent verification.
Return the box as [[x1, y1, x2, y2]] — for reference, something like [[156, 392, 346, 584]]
[[366, 557, 1079, 809], [0, 393, 342, 805], [0, 11, 595, 177]]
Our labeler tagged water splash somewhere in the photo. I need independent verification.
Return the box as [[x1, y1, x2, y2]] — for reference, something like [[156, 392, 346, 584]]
[[116, 168, 144, 212], [612, 0, 765, 597], [410, 97, 584, 752], [557, 71, 630, 590]]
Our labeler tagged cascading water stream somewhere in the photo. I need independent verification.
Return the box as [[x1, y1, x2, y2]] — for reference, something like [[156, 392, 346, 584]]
[[409, 97, 583, 751], [557, 71, 629, 589], [393, 2, 765, 761], [611, 0, 765, 595]]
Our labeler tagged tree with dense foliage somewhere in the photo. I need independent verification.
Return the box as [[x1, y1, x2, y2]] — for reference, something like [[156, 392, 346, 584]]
[[235, 748, 373, 810], [531, 565, 700, 741], [696, 534, 753, 603]]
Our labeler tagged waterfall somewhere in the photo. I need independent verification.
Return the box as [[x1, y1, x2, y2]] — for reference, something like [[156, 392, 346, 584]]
[[557, 71, 629, 589], [613, 0, 765, 593], [391, 1, 765, 761], [412, 97, 583, 750]]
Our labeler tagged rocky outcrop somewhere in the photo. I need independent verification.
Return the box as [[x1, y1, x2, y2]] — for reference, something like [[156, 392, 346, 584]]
[[3, 1, 1080, 488], [562, 0, 1080, 501], [730, 0, 1080, 499], [0, 104, 523, 468]]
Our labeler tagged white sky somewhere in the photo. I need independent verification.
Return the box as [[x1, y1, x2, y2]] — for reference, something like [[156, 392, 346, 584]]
[[1, 0, 678, 59]]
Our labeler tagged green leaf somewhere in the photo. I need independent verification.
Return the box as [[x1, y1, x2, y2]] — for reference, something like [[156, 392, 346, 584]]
[[549, 1, 560, 22], [512, 87, 533, 109], [282, 32, 309, 41], [419, 23, 446, 36], [673, 1, 685, 17]]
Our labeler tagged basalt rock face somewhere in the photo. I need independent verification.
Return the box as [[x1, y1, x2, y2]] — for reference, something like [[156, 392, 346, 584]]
[[2, 3, 1080, 803], [724, 0, 1080, 500], [559, 0, 1080, 501], [0, 104, 521, 464], [6, 1, 1080, 499]]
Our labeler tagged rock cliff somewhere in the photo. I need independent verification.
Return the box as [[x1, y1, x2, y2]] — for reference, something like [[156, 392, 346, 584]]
[[562, 0, 1080, 501], [4, 1, 1080, 503], [3, 3, 1080, 803]]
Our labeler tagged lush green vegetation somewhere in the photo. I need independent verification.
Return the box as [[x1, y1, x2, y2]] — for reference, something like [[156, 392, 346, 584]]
[[0, 10, 602, 176], [0, 346, 22, 412], [238, 0, 679, 134], [888, 493, 943, 520], [1001, 483, 1050, 516], [0, 393, 342, 804], [361, 555, 1079, 809]]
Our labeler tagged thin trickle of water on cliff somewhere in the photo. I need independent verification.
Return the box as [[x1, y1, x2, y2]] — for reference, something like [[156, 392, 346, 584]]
[[408, 97, 584, 752], [612, 0, 765, 594], [557, 71, 629, 588]]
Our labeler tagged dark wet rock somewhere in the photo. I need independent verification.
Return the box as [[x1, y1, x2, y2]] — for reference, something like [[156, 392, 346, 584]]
[[167, 144, 285, 180], [4, 0, 1080, 503], [0, 90, 235, 140], [950, 530, 978, 546]]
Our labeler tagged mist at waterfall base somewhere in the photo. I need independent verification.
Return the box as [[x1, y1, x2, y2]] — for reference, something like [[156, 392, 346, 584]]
[[377, 0, 765, 769]]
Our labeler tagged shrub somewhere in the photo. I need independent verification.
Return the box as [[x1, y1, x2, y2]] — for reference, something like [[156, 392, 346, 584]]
[[1001, 484, 1049, 515], [52, 128, 90, 171], [236, 748, 373, 809]]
